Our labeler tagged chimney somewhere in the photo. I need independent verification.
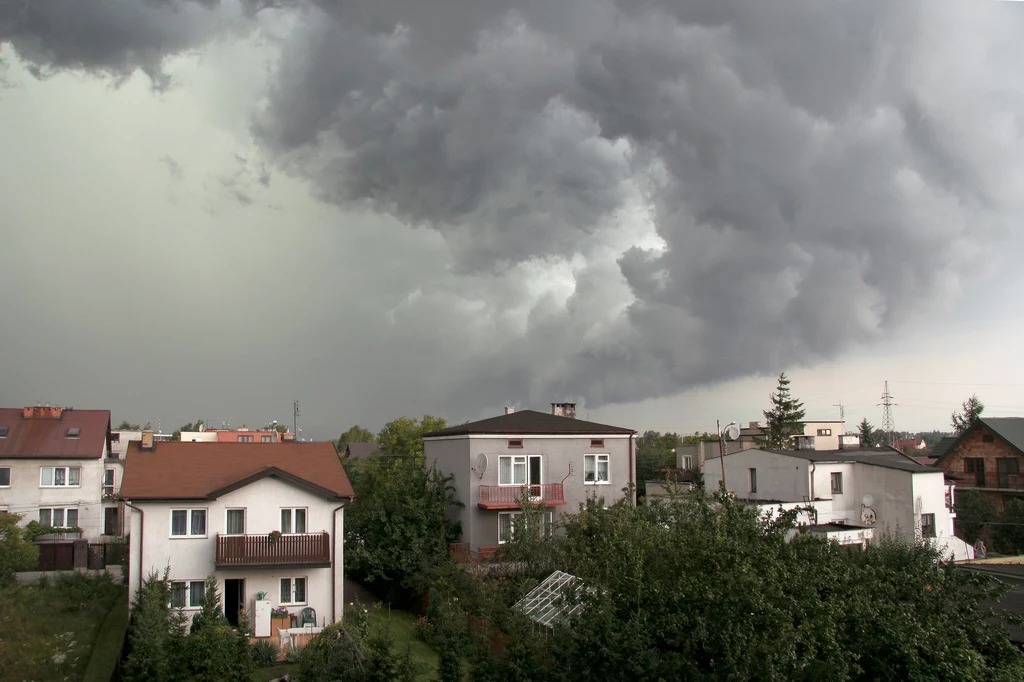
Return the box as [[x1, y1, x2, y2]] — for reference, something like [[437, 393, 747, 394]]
[[551, 402, 577, 419], [23, 405, 63, 419], [282, 432, 296, 441], [141, 430, 155, 450], [504, 406, 515, 415], [748, 421, 761, 430]]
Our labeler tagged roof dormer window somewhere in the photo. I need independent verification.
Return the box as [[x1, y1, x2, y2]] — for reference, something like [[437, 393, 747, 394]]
[[66, 427, 80, 439], [0, 426, 8, 438]]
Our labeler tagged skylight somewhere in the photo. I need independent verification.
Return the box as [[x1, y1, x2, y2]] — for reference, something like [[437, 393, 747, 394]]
[[0, 426, 8, 438], [66, 427, 80, 439]]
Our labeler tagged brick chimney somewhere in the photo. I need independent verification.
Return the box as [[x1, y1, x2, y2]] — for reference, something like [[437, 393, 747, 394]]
[[23, 404, 63, 419], [504, 406, 515, 415], [282, 432, 296, 441], [551, 402, 577, 419], [141, 430, 155, 450]]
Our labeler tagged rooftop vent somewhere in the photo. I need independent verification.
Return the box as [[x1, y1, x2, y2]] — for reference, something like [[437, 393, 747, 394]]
[[504, 406, 515, 415]]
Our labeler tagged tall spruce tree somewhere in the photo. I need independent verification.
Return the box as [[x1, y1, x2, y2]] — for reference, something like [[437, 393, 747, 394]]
[[952, 395, 985, 434], [858, 418, 875, 448], [760, 373, 806, 449]]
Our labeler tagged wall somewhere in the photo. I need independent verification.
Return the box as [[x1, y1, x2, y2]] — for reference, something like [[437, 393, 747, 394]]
[[1, 456, 109, 539], [801, 422, 844, 451], [178, 431, 218, 442], [425, 433, 633, 551], [701, 450, 811, 501], [937, 425, 1024, 509], [127, 476, 344, 622]]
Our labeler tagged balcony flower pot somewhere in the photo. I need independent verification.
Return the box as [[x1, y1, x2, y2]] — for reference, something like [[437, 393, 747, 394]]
[[268, 530, 282, 544]]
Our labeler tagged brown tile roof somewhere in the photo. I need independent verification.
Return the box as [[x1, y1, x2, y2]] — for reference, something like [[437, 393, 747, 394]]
[[120, 441, 354, 501], [424, 410, 635, 437], [0, 407, 110, 459]]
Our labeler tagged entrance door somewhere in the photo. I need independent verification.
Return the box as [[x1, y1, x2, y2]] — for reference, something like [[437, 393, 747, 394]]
[[528, 456, 542, 499], [224, 579, 245, 627]]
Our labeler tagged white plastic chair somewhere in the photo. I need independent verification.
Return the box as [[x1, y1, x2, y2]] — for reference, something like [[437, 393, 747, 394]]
[[278, 627, 293, 651]]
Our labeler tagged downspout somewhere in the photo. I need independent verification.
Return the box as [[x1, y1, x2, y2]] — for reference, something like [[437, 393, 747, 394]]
[[629, 432, 636, 506], [331, 499, 350, 624], [809, 462, 816, 505], [123, 500, 144, 597]]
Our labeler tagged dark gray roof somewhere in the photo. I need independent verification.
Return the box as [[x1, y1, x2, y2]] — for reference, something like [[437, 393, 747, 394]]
[[981, 418, 1024, 454], [929, 436, 959, 461], [424, 410, 634, 437], [345, 442, 381, 459], [763, 449, 942, 473]]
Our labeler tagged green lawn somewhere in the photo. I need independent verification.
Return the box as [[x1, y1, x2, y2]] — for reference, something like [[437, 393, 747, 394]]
[[369, 608, 439, 679], [252, 662, 299, 681], [0, 574, 124, 682]]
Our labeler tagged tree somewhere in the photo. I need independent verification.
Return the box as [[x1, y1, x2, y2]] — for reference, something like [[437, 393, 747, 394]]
[[995, 499, 1024, 556], [298, 608, 419, 682], [171, 419, 205, 442], [117, 420, 142, 430], [123, 569, 189, 682], [451, 491, 1024, 681], [955, 489, 999, 544], [0, 512, 39, 586], [759, 373, 806, 449], [952, 394, 985, 434], [376, 415, 447, 457], [345, 456, 463, 604], [186, 575, 253, 682], [338, 425, 377, 452], [858, 418, 875, 448], [635, 431, 684, 499]]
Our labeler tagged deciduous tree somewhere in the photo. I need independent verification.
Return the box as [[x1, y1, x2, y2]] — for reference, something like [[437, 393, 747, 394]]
[[338, 425, 377, 451], [377, 415, 447, 456], [0, 512, 39, 586], [955, 489, 999, 544], [635, 430, 684, 499]]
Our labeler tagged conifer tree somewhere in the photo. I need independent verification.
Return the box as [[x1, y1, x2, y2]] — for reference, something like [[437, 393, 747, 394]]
[[759, 373, 806, 449]]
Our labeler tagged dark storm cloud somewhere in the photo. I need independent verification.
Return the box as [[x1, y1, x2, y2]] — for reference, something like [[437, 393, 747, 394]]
[[4, 0, 1023, 414]]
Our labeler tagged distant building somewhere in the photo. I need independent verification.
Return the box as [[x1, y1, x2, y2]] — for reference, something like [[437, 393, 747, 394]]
[[179, 426, 286, 443], [933, 417, 1024, 510]]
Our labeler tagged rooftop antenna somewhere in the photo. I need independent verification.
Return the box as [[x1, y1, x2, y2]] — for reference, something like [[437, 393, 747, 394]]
[[833, 401, 844, 422], [293, 400, 300, 438]]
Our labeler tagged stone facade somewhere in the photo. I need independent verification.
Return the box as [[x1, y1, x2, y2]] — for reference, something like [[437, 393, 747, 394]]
[[937, 425, 1024, 510]]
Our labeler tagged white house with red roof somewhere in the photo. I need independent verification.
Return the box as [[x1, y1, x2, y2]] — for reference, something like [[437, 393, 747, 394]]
[[0, 404, 116, 540], [120, 434, 354, 644]]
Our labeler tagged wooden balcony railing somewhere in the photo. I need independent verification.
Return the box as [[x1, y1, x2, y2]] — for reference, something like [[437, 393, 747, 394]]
[[478, 483, 566, 509], [216, 532, 331, 568], [956, 472, 1024, 490]]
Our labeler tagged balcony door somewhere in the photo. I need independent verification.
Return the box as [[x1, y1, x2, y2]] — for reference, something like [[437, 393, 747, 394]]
[[965, 458, 985, 487], [998, 458, 1020, 488], [224, 579, 245, 627], [528, 455, 542, 500]]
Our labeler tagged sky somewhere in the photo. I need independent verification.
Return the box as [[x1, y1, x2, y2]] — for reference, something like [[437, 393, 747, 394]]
[[2, 0, 1024, 441]]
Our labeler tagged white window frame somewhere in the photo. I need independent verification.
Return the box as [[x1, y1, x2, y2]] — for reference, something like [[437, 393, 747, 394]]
[[225, 508, 246, 536], [0, 466, 10, 487], [39, 507, 79, 528], [170, 508, 208, 538], [499, 455, 528, 486], [682, 455, 693, 469], [170, 580, 206, 609], [817, 428, 832, 436], [921, 513, 936, 538], [830, 472, 843, 494], [280, 508, 307, 535], [280, 577, 307, 605], [39, 466, 81, 488], [584, 454, 610, 485], [498, 511, 553, 544]]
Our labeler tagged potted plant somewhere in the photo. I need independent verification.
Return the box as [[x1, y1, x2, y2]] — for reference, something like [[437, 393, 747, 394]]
[[268, 530, 282, 544]]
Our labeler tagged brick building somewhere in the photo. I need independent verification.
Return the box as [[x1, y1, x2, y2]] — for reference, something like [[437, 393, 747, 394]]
[[934, 417, 1024, 510]]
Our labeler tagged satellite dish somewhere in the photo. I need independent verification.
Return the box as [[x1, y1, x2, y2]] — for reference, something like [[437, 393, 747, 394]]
[[860, 508, 876, 526], [723, 423, 741, 441], [473, 453, 488, 479], [862, 494, 874, 507]]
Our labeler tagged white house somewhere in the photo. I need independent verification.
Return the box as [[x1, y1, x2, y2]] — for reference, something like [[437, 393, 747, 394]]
[[120, 434, 354, 638], [0, 405, 116, 540], [701, 446, 973, 561]]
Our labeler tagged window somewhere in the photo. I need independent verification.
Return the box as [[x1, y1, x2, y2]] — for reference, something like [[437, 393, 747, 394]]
[[39, 508, 79, 528], [170, 509, 207, 537], [817, 428, 832, 437], [831, 472, 843, 494], [280, 577, 307, 605], [171, 580, 205, 608], [261, 435, 273, 443], [498, 511, 553, 544], [226, 509, 246, 535], [983, 434, 995, 443], [590, 439, 604, 448], [500, 455, 527, 485], [921, 513, 936, 538], [281, 508, 307, 534], [103, 469, 115, 496], [110, 433, 120, 442], [682, 455, 693, 469], [584, 454, 610, 484], [66, 427, 80, 439], [749, 468, 757, 494], [40, 466, 81, 487], [0, 426, 8, 438], [104, 508, 119, 535], [238, 435, 254, 443], [0, 467, 9, 487]]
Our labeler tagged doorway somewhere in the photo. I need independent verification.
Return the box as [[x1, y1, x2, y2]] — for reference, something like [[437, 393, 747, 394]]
[[528, 455, 542, 499], [224, 579, 245, 627]]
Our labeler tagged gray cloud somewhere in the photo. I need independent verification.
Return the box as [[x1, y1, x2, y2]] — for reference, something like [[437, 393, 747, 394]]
[[4, 0, 1024, 420]]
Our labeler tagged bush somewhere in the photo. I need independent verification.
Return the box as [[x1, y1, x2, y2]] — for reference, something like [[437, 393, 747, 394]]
[[251, 638, 281, 667], [0, 512, 39, 585], [187, 623, 254, 682], [284, 644, 304, 663]]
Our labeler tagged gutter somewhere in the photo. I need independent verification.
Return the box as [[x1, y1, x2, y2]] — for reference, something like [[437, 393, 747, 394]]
[[629, 432, 636, 506], [331, 498, 351, 624], [123, 500, 144, 598]]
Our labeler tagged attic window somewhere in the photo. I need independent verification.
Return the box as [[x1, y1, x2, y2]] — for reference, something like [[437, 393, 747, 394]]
[[66, 427, 81, 439], [0, 427, 7, 438], [508, 439, 523, 449], [983, 434, 995, 443], [590, 439, 605, 448]]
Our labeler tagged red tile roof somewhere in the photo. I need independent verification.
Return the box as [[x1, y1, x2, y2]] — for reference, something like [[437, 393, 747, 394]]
[[0, 407, 110, 459], [120, 441, 354, 501]]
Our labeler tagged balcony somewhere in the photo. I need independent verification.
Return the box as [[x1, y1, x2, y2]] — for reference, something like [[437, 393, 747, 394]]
[[956, 472, 1024, 490], [478, 483, 566, 510], [216, 532, 331, 568]]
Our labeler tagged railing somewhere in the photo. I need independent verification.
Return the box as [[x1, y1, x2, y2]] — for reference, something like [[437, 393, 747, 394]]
[[216, 532, 331, 567], [478, 483, 565, 509], [956, 472, 1024, 489]]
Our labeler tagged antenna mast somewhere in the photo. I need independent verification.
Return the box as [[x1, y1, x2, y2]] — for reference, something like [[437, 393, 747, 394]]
[[879, 382, 896, 446], [293, 400, 300, 439], [833, 401, 845, 422]]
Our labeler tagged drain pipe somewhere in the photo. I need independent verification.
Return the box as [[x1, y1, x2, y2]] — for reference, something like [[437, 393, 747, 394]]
[[123, 500, 144, 600], [331, 499, 350, 624], [629, 432, 636, 505]]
